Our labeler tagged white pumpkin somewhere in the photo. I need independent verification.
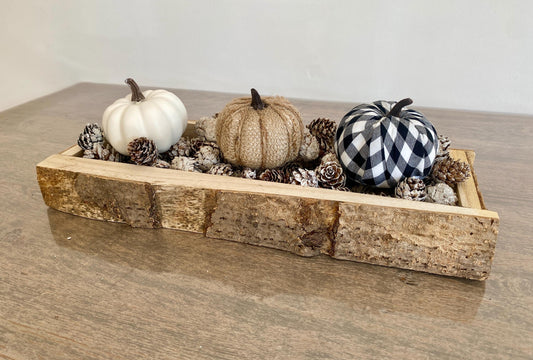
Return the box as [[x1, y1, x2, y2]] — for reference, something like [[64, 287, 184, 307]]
[[102, 78, 188, 155]]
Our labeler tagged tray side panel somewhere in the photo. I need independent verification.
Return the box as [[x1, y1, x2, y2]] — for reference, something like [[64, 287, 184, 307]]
[[37, 165, 160, 228], [335, 203, 499, 280], [206, 191, 338, 257], [154, 185, 216, 234]]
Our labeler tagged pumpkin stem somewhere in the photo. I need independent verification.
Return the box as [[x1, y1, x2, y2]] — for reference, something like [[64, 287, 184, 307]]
[[125, 78, 146, 102], [250, 88, 265, 110], [386, 98, 413, 118]]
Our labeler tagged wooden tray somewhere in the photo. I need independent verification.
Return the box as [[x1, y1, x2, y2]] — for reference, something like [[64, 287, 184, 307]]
[[36, 122, 499, 280]]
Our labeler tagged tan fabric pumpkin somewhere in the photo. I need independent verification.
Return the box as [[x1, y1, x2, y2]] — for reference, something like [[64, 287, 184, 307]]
[[216, 89, 304, 169]]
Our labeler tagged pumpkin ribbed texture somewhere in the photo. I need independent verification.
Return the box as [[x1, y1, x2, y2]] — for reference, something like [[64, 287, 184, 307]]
[[216, 94, 303, 169]]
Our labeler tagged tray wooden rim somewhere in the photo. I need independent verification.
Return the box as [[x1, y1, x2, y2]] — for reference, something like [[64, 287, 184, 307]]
[[41, 144, 498, 221]]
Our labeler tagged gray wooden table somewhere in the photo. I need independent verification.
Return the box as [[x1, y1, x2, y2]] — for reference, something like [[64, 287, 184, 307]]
[[1, 83, 532, 359]]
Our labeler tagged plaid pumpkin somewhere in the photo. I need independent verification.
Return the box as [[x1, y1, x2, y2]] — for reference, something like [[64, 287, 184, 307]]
[[335, 99, 438, 188]]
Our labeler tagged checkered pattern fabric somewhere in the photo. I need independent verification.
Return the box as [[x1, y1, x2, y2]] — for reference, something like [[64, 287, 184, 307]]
[[335, 100, 438, 188]]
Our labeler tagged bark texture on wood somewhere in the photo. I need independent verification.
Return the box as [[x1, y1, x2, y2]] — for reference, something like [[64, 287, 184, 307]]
[[36, 145, 499, 280], [334, 203, 498, 280], [206, 192, 338, 257], [154, 185, 215, 233]]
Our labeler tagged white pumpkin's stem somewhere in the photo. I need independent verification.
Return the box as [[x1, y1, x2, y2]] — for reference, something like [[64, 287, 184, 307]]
[[386, 98, 413, 117], [125, 78, 146, 102], [251, 88, 265, 110]]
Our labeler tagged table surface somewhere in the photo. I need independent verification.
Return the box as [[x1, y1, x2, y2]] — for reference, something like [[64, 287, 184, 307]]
[[1, 83, 532, 359]]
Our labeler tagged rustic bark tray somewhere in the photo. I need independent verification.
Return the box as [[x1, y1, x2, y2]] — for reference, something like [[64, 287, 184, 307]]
[[36, 122, 499, 280]]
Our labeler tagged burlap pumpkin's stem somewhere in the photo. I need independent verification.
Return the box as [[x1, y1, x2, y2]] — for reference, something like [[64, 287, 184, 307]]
[[250, 88, 265, 110], [386, 98, 413, 117], [125, 78, 146, 102]]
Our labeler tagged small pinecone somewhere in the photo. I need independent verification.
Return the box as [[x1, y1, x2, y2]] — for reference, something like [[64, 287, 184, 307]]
[[291, 168, 319, 188], [171, 156, 201, 172], [259, 169, 285, 183], [128, 137, 158, 166], [78, 123, 103, 150], [165, 137, 193, 161], [241, 167, 257, 179], [195, 115, 218, 142], [83, 141, 122, 162], [436, 134, 451, 161], [153, 159, 170, 168], [431, 157, 470, 185], [336, 186, 352, 192], [195, 142, 221, 171], [316, 154, 346, 189], [208, 163, 234, 176], [190, 137, 208, 154], [426, 182, 457, 206], [298, 128, 320, 162], [395, 177, 427, 201], [279, 162, 302, 184], [307, 118, 337, 155]]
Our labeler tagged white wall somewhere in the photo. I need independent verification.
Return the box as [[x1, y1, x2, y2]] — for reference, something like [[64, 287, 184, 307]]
[[1, 0, 532, 114]]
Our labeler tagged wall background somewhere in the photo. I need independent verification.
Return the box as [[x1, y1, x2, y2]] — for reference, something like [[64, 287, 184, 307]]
[[1, 0, 531, 114]]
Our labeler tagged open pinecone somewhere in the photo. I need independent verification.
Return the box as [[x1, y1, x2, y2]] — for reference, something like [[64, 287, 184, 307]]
[[208, 163, 234, 176], [436, 134, 451, 161], [298, 128, 320, 162], [431, 157, 470, 186], [315, 153, 346, 189], [307, 118, 337, 155], [165, 137, 193, 161], [241, 168, 257, 179], [259, 169, 285, 183], [291, 168, 319, 188], [195, 142, 221, 171], [170, 156, 201, 172], [83, 141, 122, 162], [395, 177, 426, 201], [78, 123, 103, 151], [128, 137, 158, 166]]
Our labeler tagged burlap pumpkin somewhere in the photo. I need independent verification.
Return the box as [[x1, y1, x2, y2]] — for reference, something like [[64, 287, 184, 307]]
[[215, 89, 304, 169]]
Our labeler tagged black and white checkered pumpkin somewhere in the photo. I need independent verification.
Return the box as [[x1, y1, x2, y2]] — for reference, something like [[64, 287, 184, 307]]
[[335, 98, 438, 188]]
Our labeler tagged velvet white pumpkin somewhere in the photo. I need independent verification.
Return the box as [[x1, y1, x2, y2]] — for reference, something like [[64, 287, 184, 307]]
[[102, 78, 188, 155]]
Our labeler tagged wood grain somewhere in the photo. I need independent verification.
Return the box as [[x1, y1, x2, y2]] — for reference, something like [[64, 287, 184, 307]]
[[1, 83, 532, 359]]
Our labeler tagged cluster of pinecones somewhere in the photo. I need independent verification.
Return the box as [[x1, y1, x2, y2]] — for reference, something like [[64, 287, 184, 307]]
[[77, 117, 346, 191], [78, 123, 123, 162], [394, 134, 471, 205], [168, 117, 347, 190], [77, 119, 469, 205]]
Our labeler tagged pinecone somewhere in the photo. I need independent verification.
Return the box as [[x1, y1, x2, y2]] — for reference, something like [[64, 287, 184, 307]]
[[307, 118, 337, 155], [279, 162, 302, 184], [426, 182, 457, 206], [165, 137, 193, 161], [128, 137, 158, 166], [241, 167, 257, 179], [291, 168, 319, 188], [82, 141, 122, 162], [78, 123, 103, 150], [259, 169, 285, 183], [195, 115, 218, 142], [298, 128, 320, 162], [436, 134, 451, 161], [190, 137, 208, 154], [316, 154, 346, 189], [208, 163, 234, 176], [170, 156, 201, 172], [395, 177, 427, 201], [431, 157, 470, 185], [153, 159, 170, 168], [195, 142, 221, 171]]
